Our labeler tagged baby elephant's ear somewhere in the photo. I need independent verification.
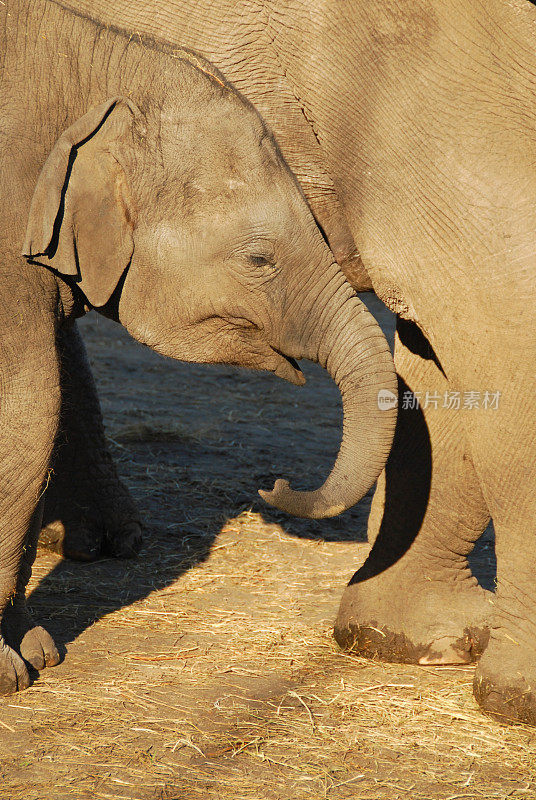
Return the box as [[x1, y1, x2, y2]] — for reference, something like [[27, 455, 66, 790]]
[[23, 97, 142, 308]]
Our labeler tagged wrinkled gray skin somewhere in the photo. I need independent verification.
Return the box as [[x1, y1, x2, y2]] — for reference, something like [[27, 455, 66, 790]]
[[0, 0, 396, 694], [56, 0, 536, 725]]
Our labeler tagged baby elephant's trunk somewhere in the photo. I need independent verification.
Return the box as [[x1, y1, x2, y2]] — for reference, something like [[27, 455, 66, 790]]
[[259, 274, 397, 519]]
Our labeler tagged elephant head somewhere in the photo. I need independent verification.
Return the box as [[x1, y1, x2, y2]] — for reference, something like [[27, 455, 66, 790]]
[[23, 59, 397, 519]]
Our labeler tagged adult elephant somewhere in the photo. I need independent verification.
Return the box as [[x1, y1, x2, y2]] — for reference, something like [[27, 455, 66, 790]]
[[61, 0, 536, 725]]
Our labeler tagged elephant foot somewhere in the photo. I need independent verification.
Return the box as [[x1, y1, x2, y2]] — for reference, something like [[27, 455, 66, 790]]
[[334, 566, 491, 665], [103, 520, 143, 559], [39, 518, 101, 561], [0, 635, 30, 695], [474, 638, 536, 726], [2, 602, 60, 671], [39, 514, 142, 562]]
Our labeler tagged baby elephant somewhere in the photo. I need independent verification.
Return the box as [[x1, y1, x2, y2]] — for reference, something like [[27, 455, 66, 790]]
[[0, 0, 396, 693]]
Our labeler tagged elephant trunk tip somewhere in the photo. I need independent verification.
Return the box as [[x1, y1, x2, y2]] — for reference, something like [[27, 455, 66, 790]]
[[258, 479, 346, 519]]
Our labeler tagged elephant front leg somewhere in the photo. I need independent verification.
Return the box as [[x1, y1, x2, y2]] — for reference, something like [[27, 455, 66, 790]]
[[39, 322, 142, 561], [470, 368, 536, 725], [2, 499, 59, 672], [335, 319, 491, 664], [0, 339, 61, 693]]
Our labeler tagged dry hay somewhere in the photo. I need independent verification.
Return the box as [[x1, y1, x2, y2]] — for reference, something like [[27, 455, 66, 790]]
[[1, 509, 534, 800]]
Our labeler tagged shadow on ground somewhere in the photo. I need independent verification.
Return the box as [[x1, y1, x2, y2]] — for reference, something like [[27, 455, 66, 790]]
[[28, 293, 496, 656]]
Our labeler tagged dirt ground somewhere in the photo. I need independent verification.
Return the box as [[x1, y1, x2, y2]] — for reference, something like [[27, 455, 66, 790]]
[[0, 296, 534, 800]]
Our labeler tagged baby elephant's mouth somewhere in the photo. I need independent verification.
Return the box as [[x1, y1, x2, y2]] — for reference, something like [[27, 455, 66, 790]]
[[225, 316, 306, 385], [271, 348, 306, 386]]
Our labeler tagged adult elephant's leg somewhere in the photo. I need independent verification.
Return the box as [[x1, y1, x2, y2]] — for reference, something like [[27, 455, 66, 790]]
[[2, 498, 59, 671], [335, 319, 491, 664], [39, 322, 142, 561], [0, 325, 60, 693], [472, 365, 536, 725]]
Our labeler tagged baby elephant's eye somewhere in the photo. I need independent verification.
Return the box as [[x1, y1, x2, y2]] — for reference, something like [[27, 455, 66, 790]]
[[249, 254, 274, 268]]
